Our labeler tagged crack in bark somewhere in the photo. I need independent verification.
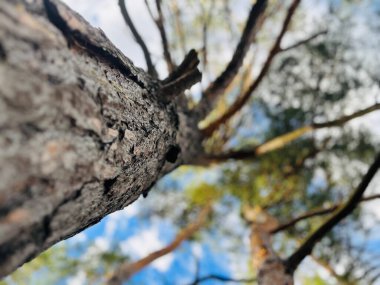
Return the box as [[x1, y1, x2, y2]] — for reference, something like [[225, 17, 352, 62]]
[[103, 177, 118, 196], [0, 41, 6, 60]]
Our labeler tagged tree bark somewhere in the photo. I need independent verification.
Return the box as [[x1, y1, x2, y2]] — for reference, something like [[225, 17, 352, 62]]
[[0, 0, 201, 277], [243, 206, 293, 285]]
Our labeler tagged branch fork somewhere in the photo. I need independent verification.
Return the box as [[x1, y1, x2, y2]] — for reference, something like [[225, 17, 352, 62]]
[[159, 49, 202, 100]]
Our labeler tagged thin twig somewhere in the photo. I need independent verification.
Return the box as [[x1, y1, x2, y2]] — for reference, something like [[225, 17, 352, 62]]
[[280, 30, 327, 52], [143, 0, 156, 22], [118, 0, 157, 77], [155, 0, 175, 73], [200, 0, 216, 79], [169, 0, 187, 56]]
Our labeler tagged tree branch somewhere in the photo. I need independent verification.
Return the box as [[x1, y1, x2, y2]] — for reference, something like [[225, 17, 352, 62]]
[[108, 204, 212, 285], [313, 103, 380, 128], [163, 50, 200, 83], [200, 0, 216, 79], [196, 0, 268, 119], [279, 30, 327, 52], [271, 194, 380, 234], [202, 0, 301, 136], [170, 0, 187, 56], [155, 0, 175, 73], [285, 153, 380, 273], [119, 0, 157, 77], [143, 0, 156, 21], [188, 274, 256, 285], [159, 49, 202, 100], [206, 103, 380, 162]]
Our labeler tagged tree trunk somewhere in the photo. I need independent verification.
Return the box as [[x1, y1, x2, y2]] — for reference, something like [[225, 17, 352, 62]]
[[243, 206, 294, 285], [0, 0, 201, 277]]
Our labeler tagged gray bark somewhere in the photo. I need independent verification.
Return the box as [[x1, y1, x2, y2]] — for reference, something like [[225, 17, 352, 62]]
[[0, 0, 202, 277]]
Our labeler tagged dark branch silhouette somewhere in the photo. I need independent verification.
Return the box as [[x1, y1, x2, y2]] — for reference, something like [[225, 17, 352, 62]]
[[154, 0, 175, 73], [119, 0, 157, 77], [271, 194, 380, 234], [197, 0, 268, 118], [280, 30, 327, 52], [286, 153, 380, 273], [202, 0, 301, 136], [313, 103, 380, 128]]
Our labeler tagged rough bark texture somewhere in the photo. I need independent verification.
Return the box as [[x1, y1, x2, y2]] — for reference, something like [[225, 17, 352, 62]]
[[0, 0, 202, 277]]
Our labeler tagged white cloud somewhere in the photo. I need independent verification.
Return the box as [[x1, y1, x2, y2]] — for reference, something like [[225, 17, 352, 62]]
[[104, 201, 141, 237], [104, 218, 117, 237], [84, 237, 111, 259], [67, 270, 86, 285], [120, 226, 164, 258], [151, 253, 174, 272], [191, 243, 203, 259], [119, 225, 174, 272], [122, 201, 140, 217], [94, 236, 110, 252]]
